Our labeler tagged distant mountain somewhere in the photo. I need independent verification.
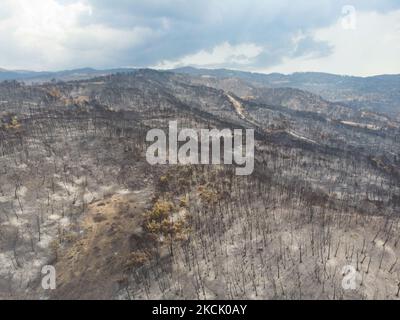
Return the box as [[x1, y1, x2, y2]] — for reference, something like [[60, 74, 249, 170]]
[[0, 67, 136, 82], [172, 67, 400, 114], [0, 69, 50, 81]]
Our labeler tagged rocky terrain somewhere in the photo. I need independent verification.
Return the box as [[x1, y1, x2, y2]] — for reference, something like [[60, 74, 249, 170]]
[[0, 69, 400, 299]]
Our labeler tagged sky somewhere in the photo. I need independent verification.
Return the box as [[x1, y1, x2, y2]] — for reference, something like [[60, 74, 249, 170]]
[[0, 0, 400, 76]]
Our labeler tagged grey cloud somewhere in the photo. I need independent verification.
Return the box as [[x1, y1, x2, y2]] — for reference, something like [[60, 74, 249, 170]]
[[1, 0, 400, 70], [78, 0, 400, 69]]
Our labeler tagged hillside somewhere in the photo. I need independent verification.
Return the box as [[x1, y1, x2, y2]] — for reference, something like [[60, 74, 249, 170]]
[[174, 67, 400, 115], [0, 70, 400, 299]]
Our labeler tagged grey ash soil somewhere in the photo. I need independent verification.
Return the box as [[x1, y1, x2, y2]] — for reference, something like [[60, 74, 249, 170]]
[[0, 70, 400, 299]]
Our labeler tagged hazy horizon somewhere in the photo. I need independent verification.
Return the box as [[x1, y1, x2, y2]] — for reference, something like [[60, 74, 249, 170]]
[[2, 65, 400, 79]]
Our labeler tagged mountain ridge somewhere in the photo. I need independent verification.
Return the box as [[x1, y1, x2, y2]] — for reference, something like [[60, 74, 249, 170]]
[[1, 65, 399, 81], [1, 66, 399, 114]]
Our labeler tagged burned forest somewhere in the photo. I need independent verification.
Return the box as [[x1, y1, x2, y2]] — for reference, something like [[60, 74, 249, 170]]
[[0, 69, 400, 300]]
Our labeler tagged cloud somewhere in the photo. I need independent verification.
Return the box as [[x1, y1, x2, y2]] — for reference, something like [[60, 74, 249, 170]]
[[155, 42, 263, 69], [263, 10, 400, 76], [0, 0, 400, 75], [0, 0, 157, 70]]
